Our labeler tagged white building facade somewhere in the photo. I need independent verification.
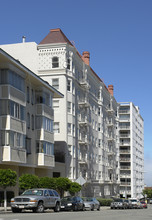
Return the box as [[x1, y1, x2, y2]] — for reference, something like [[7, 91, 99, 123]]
[[118, 102, 144, 199], [0, 29, 144, 198]]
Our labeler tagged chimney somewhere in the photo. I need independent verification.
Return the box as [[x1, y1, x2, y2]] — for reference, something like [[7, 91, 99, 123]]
[[108, 85, 114, 96], [82, 51, 90, 66], [22, 36, 26, 43]]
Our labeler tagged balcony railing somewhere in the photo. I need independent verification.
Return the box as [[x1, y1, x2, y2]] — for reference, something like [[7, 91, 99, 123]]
[[120, 166, 131, 170], [37, 153, 54, 167], [36, 104, 54, 117], [79, 79, 90, 90], [2, 146, 26, 164], [119, 134, 130, 138], [119, 150, 130, 154], [78, 99, 90, 108], [120, 158, 130, 162]]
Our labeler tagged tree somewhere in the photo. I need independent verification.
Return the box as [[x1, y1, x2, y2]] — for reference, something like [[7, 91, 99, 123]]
[[143, 188, 152, 198], [56, 177, 72, 197], [39, 177, 57, 189], [0, 169, 17, 211], [19, 174, 40, 190], [68, 182, 81, 196]]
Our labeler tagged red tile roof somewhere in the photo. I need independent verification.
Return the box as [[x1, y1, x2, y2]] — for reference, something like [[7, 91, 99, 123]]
[[39, 28, 73, 46]]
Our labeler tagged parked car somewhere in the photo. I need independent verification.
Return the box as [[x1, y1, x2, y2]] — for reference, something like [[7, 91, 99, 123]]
[[110, 199, 126, 209], [140, 201, 147, 209], [60, 196, 85, 211], [124, 199, 133, 209], [128, 198, 141, 209], [149, 199, 152, 204], [83, 197, 100, 211], [11, 188, 61, 213]]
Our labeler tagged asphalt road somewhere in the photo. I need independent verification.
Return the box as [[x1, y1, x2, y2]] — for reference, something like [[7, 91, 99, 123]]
[[0, 205, 152, 220]]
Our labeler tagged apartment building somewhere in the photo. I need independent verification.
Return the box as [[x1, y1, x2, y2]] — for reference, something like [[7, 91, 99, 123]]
[[0, 29, 120, 197], [118, 102, 144, 199], [0, 48, 63, 196]]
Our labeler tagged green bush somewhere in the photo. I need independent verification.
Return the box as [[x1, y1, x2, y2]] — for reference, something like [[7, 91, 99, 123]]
[[97, 198, 113, 206]]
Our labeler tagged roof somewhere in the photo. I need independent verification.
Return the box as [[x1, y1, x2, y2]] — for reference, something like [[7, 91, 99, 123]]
[[39, 28, 73, 46], [39, 28, 111, 95]]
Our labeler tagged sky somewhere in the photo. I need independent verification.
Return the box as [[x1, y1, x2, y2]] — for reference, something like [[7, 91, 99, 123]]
[[0, 0, 152, 186]]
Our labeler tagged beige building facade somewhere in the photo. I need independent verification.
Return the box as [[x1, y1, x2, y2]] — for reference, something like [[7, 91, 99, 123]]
[[0, 48, 64, 196]]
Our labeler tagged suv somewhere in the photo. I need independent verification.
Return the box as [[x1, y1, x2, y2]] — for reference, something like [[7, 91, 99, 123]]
[[128, 198, 140, 209], [11, 188, 61, 213], [110, 199, 126, 209]]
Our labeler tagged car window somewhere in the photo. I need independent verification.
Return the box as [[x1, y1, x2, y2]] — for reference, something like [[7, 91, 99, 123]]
[[49, 190, 54, 196], [44, 190, 49, 196], [53, 190, 59, 197], [22, 190, 43, 196]]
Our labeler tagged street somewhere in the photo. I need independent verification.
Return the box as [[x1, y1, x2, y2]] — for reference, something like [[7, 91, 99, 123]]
[[0, 205, 152, 220]]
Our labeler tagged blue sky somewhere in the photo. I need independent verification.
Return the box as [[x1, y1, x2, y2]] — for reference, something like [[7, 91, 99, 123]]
[[0, 0, 152, 185]]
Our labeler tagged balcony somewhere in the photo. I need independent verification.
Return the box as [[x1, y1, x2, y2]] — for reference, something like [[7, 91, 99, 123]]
[[120, 157, 130, 162], [36, 104, 54, 118], [78, 99, 90, 108], [37, 153, 55, 167], [120, 174, 131, 178], [119, 150, 130, 154], [79, 79, 90, 90], [78, 136, 88, 145], [79, 117, 90, 127], [120, 166, 131, 170], [119, 126, 130, 130], [2, 146, 26, 164], [119, 134, 130, 138], [79, 158, 88, 165], [119, 110, 130, 114], [120, 182, 131, 186]]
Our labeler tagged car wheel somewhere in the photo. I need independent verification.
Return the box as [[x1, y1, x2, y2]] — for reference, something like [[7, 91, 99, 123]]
[[36, 201, 44, 213], [81, 205, 85, 211], [54, 202, 60, 212], [97, 206, 100, 211], [12, 208, 22, 213], [91, 205, 94, 211]]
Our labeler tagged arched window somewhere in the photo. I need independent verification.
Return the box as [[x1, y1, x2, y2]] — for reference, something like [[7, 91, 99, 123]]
[[52, 57, 59, 68]]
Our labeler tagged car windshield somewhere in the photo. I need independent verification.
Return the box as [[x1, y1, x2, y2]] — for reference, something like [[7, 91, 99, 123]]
[[61, 197, 73, 202], [83, 198, 93, 202], [130, 200, 137, 202], [22, 190, 43, 196], [114, 199, 123, 202]]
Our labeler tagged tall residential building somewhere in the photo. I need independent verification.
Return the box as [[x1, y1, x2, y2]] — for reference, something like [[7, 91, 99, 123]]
[[0, 48, 63, 196], [1, 29, 145, 198], [118, 102, 144, 199]]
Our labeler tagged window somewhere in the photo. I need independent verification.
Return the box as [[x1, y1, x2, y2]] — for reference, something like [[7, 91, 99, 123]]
[[32, 115, 34, 130], [0, 69, 25, 92], [72, 103, 75, 115], [67, 79, 71, 92], [53, 100, 59, 109], [10, 100, 25, 121], [27, 86, 30, 103], [36, 141, 54, 155], [73, 124, 75, 136], [52, 78, 59, 90], [67, 58, 70, 70], [31, 89, 34, 105], [67, 101, 71, 113], [98, 139, 101, 148], [98, 107, 101, 116], [27, 113, 30, 129], [52, 57, 59, 68], [53, 122, 60, 133], [68, 123, 72, 134], [98, 123, 101, 131]]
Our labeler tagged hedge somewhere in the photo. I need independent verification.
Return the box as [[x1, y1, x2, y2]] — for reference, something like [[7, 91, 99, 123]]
[[97, 198, 113, 206]]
